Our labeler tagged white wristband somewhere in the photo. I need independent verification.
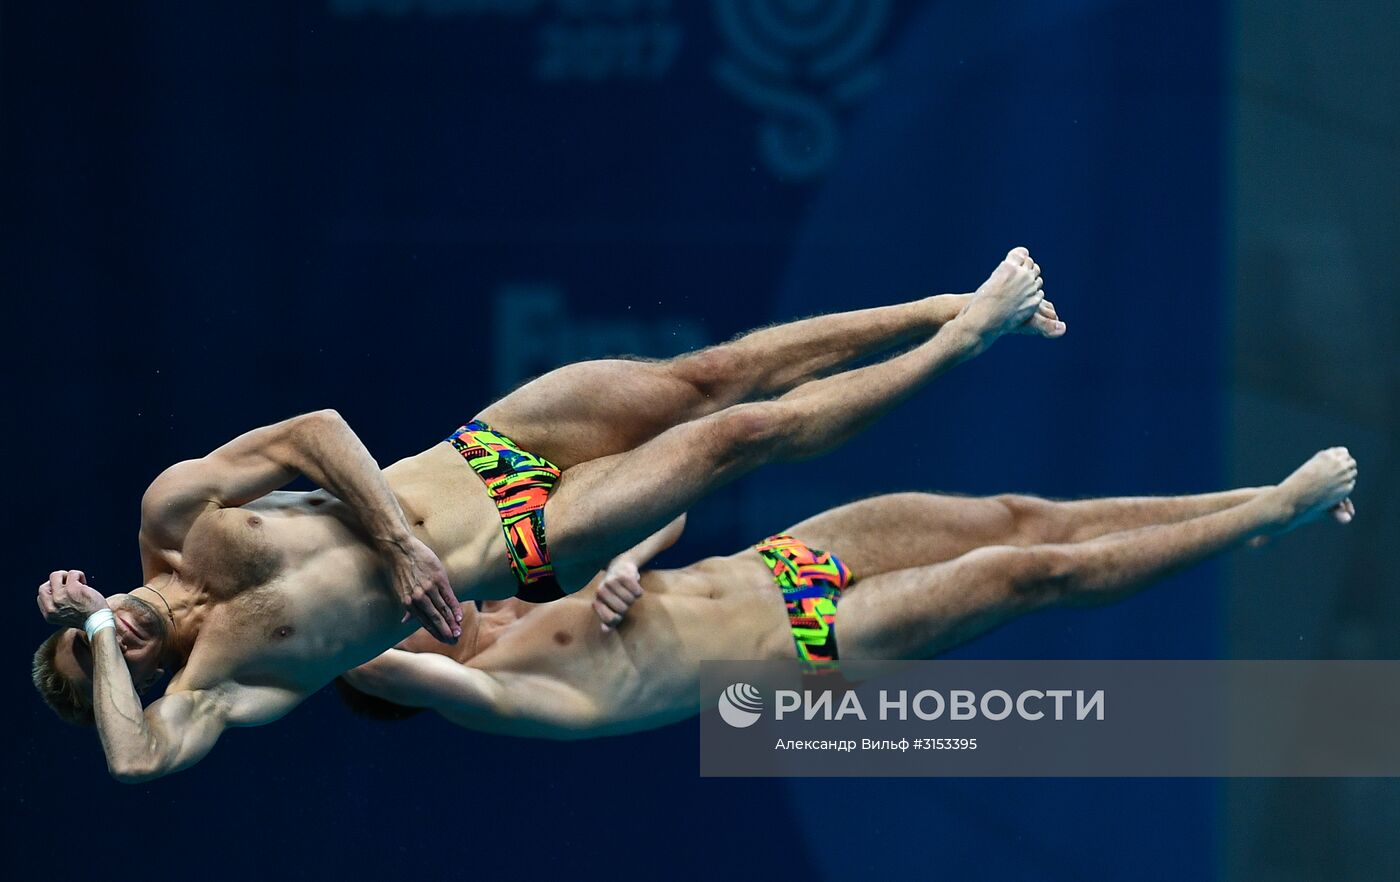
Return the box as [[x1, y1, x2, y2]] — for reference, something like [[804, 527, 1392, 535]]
[[84, 608, 116, 641]]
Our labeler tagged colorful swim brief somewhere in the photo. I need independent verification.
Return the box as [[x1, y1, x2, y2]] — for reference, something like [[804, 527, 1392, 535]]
[[754, 533, 853, 663], [446, 420, 565, 603]]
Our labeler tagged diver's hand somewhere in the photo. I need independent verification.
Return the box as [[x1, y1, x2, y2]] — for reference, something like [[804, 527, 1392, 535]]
[[387, 535, 463, 643], [594, 559, 643, 633], [36, 570, 109, 629]]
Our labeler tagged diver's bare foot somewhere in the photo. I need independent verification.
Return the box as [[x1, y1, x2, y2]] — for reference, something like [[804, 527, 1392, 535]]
[[956, 247, 1063, 342], [1266, 447, 1358, 533], [1014, 297, 1066, 338], [943, 291, 1064, 337]]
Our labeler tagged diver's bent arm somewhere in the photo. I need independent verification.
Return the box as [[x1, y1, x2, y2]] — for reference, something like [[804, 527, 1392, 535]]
[[142, 410, 416, 548], [89, 629, 229, 783], [269, 410, 418, 551]]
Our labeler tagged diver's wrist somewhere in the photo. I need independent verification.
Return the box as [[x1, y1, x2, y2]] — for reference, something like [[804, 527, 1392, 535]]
[[84, 607, 116, 641]]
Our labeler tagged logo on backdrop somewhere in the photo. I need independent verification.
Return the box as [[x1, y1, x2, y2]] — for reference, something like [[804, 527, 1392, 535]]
[[712, 0, 891, 181], [718, 682, 764, 728]]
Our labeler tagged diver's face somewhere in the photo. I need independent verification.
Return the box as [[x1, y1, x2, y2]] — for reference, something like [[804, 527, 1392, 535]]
[[51, 593, 169, 699]]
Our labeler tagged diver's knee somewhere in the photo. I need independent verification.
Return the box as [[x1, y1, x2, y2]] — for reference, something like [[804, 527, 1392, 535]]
[[992, 494, 1064, 544], [711, 402, 794, 463], [671, 346, 744, 402]]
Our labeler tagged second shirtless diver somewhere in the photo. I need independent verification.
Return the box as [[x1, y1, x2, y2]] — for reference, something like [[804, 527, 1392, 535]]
[[338, 451, 1358, 737], [32, 249, 1059, 782]]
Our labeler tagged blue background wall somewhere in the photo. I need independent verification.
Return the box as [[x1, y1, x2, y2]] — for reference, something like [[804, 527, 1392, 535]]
[[5, 2, 1225, 879]]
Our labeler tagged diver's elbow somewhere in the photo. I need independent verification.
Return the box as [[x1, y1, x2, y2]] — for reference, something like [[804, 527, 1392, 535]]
[[107, 755, 162, 784]]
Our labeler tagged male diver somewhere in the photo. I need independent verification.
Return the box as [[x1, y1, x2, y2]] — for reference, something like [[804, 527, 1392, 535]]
[[33, 248, 1059, 781], [336, 450, 1358, 736]]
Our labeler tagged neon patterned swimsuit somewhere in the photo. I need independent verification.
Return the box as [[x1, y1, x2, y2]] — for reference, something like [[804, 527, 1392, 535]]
[[754, 533, 853, 664], [446, 420, 565, 603]]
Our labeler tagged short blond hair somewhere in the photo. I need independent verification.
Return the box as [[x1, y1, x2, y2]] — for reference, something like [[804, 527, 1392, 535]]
[[32, 631, 94, 727]]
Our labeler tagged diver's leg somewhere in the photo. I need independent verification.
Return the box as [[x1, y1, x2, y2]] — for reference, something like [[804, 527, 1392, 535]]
[[995, 488, 1270, 543], [837, 449, 1356, 659], [544, 258, 1050, 585], [764, 487, 1269, 581], [476, 249, 1060, 469]]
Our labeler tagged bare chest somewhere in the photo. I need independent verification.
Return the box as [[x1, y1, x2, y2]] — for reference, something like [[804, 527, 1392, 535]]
[[174, 501, 407, 689], [179, 508, 287, 599]]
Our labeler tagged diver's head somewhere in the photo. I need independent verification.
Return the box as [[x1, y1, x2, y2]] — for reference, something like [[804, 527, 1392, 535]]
[[32, 589, 172, 725]]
